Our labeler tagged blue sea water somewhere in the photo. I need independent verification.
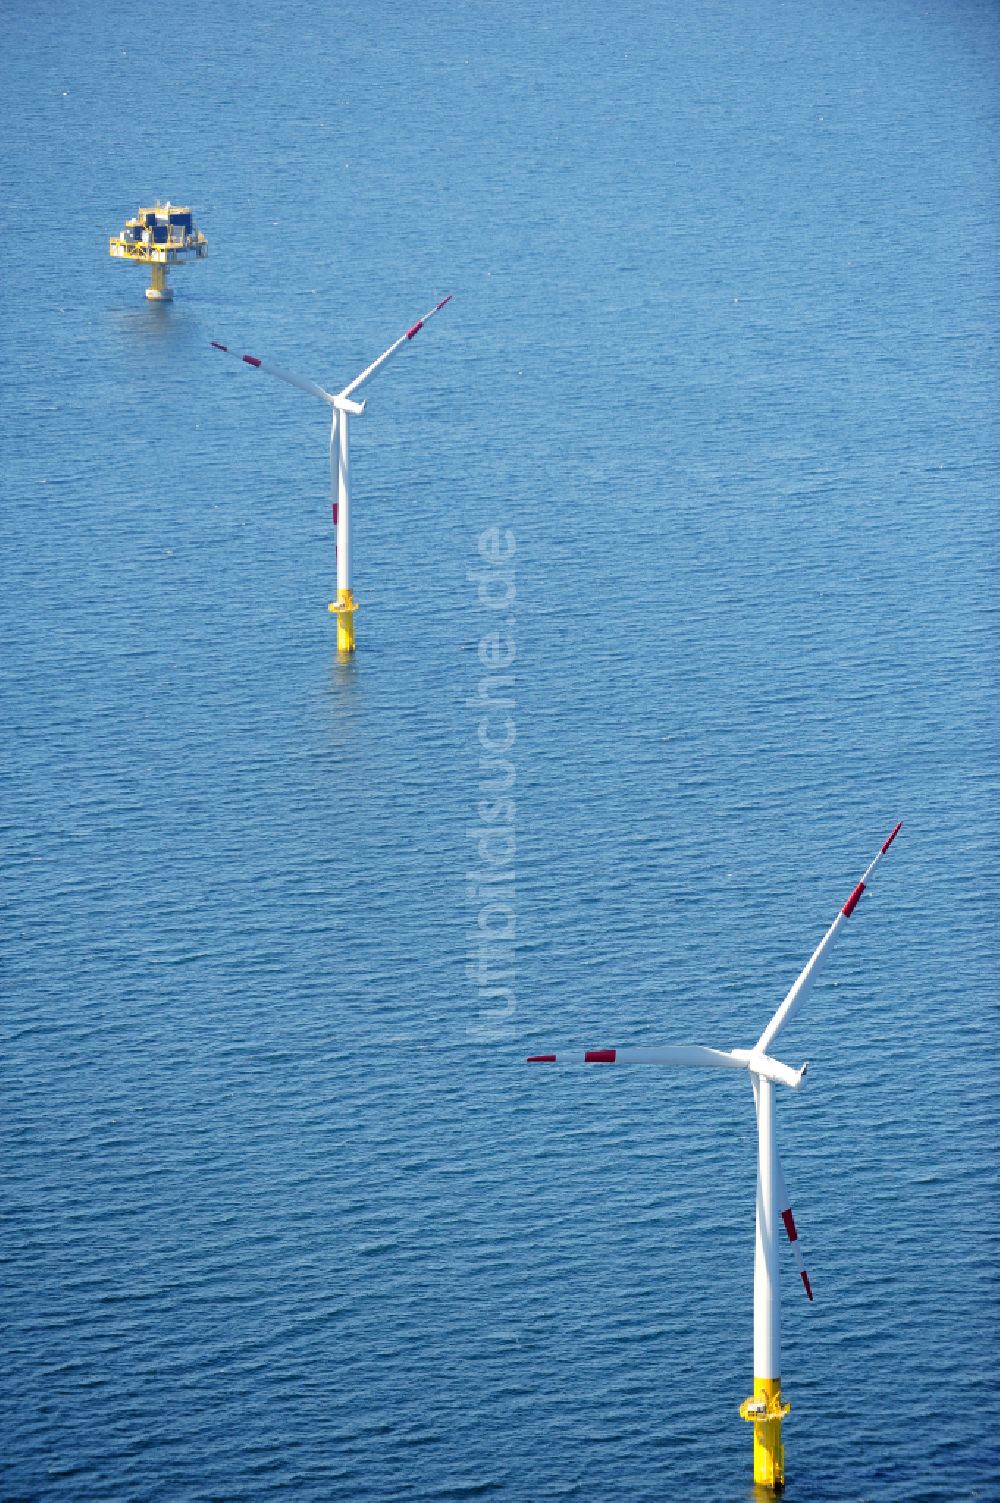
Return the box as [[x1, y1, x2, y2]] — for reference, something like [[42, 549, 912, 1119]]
[[2, 1, 998, 1499]]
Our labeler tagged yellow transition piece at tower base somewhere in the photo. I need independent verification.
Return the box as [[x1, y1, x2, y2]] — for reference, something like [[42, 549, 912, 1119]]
[[328, 589, 358, 652], [740, 1376, 791, 1489]]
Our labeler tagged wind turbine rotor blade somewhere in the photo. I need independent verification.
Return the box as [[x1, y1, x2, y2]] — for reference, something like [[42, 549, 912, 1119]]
[[328, 408, 340, 531], [210, 341, 335, 405], [755, 821, 903, 1057], [751, 1079, 814, 1303], [527, 1045, 748, 1071], [337, 295, 453, 402], [775, 1154, 814, 1301], [528, 1045, 806, 1086]]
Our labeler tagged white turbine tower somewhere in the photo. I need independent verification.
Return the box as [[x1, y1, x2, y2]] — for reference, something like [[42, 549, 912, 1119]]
[[528, 821, 903, 1490], [211, 295, 452, 651]]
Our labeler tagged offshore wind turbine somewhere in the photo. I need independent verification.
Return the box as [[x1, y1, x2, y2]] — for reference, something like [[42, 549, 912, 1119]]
[[528, 821, 903, 1490], [211, 296, 452, 651]]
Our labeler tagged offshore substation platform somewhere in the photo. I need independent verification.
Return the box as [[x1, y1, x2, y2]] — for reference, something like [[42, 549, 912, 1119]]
[[109, 202, 207, 301]]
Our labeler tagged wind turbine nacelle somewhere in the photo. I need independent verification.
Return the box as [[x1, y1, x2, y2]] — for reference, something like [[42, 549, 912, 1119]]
[[736, 1050, 809, 1090], [333, 394, 366, 416]]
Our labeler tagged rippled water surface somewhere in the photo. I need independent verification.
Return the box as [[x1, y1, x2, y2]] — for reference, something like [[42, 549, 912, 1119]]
[[2, 2, 998, 1499]]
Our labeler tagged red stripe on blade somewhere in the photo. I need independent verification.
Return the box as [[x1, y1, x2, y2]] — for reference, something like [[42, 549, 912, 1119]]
[[526, 1055, 556, 1063], [842, 881, 865, 917], [882, 821, 903, 854], [332, 503, 338, 526], [435, 295, 453, 311], [801, 1269, 814, 1301], [584, 1049, 617, 1063], [405, 319, 424, 340], [210, 341, 228, 351], [243, 355, 262, 367], [781, 1208, 798, 1242]]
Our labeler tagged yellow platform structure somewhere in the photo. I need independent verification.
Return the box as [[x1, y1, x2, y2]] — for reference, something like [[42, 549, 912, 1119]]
[[109, 202, 207, 301], [741, 1378, 791, 1489]]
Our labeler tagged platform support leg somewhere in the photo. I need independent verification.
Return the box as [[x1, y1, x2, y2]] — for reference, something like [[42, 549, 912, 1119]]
[[146, 263, 172, 301]]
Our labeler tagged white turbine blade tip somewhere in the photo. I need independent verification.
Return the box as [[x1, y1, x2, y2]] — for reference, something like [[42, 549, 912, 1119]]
[[881, 820, 903, 855], [210, 341, 333, 403], [525, 1049, 617, 1063], [782, 1215, 815, 1301], [777, 1178, 815, 1301], [406, 294, 453, 340], [755, 821, 903, 1056], [338, 295, 453, 399], [210, 340, 261, 368]]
